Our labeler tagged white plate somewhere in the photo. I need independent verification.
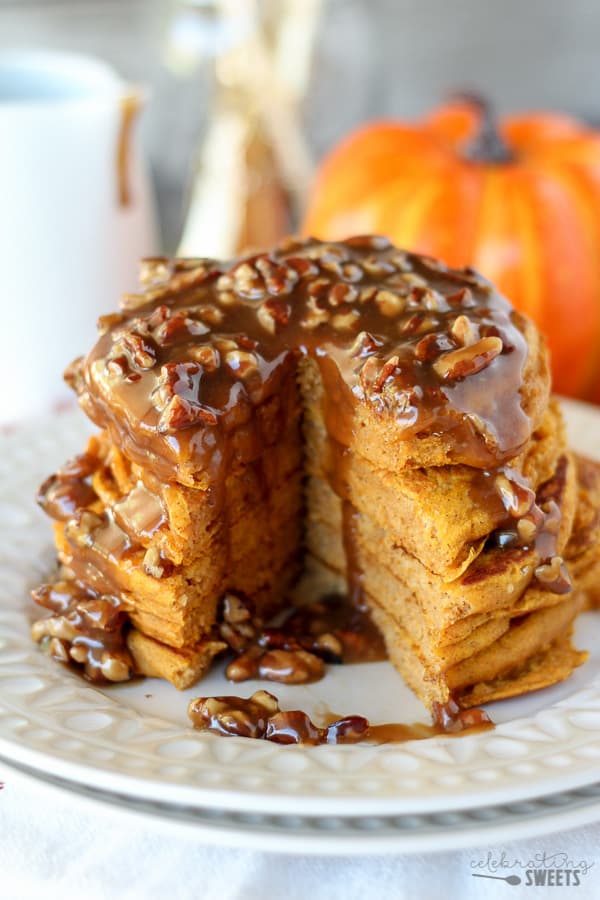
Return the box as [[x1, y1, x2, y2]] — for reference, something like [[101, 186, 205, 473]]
[[7, 763, 600, 855], [1, 400, 600, 824]]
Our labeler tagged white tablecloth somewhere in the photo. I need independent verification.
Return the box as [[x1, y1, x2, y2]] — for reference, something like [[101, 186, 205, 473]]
[[1, 765, 598, 900]]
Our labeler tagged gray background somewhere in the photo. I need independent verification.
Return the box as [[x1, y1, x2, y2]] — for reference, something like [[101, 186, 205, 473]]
[[1, 0, 598, 249]]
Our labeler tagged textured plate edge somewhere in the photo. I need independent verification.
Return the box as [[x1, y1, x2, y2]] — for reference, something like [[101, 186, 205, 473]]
[[2, 731, 600, 818], [4, 756, 600, 856]]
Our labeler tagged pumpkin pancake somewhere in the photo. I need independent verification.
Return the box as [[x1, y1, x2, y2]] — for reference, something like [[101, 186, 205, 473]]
[[30, 237, 595, 715]]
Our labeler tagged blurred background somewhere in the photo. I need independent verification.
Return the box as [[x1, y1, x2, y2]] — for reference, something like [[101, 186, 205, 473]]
[[3, 0, 600, 250]]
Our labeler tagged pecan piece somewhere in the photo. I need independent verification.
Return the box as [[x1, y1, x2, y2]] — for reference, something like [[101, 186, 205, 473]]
[[300, 295, 329, 330], [265, 710, 323, 745], [255, 256, 298, 296], [284, 255, 319, 278], [362, 255, 396, 277], [359, 356, 400, 393], [258, 649, 324, 684], [350, 331, 384, 359], [120, 332, 156, 370], [256, 298, 291, 334], [450, 314, 478, 346], [188, 690, 279, 739], [63, 356, 85, 394], [341, 262, 364, 282], [143, 546, 165, 579], [220, 592, 259, 651], [224, 350, 259, 381], [332, 310, 360, 332], [433, 336, 503, 380], [188, 345, 220, 371], [328, 283, 358, 306], [343, 234, 391, 251], [534, 556, 572, 594], [446, 287, 476, 308], [97, 312, 126, 334], [414, 332, 454, 362], [374, 289, 405, 317], [495, 473, 535, 517], [158, 395, 217, 432], [139, 256, 172, 286]]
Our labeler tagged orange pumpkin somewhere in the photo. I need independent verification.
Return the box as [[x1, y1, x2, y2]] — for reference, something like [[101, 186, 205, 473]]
[[302, 98, 600, 400]]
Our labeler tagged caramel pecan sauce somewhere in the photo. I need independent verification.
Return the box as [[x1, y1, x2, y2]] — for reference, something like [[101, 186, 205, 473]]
[[68, 235, 534, 485], [188, 691, 491, 747], [32, 235, 571, 744]]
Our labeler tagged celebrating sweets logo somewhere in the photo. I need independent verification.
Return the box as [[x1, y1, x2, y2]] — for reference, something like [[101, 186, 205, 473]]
[[470, 851, 594, 887]]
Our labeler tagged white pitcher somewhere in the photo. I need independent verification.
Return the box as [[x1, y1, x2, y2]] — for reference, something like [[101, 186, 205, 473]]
[[0, 50, 158, 424]]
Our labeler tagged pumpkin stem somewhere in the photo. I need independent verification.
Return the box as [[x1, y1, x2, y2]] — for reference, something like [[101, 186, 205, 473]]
[[453, 93, 515, 164]]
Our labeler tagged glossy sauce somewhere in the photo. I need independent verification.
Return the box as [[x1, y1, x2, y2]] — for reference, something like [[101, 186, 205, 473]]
[[188, 690, 493, 746], [73, 239, 534, 489]]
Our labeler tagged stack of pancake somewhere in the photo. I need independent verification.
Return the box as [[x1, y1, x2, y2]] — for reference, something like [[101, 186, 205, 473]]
[[36, 395, 306, 688], [300, 386, 600, 709], [31, 236, 600, 712]]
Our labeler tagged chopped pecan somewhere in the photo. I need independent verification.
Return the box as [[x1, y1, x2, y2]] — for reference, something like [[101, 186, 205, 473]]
[[306, 243, 349, 262], [534, 556, 572, 594], [224, 350, 259, 381], [120, 332, 156, 370], [341, 262, 364, 282], [362, 255, 396, 277], [328, 283, 359, 306], [399, 313, 439, 335], [256, 298, 291, 334], [447, 287, 476, 308], [143, 546, 165, 578], [195, 304, 224, 326], [450, 314, 478, 346], [188, 690, 279, 739], [258, 649, 324, 684], [284, 256, 319, 278], [188, 345, 220, 371], [350, 331, 384, 359], [219, 593, 259, 651], [307, 277, 332, 300], [414, 332, 455, 362], [265, 710, 323, 744], [495, 472, 535, 518], [343, 234, 391, 251], [139, 256, 172, 286], [63, 356, 86, 394], [332, 310, 360, 332], [373, 355, 400, 392], [120, 292, 149, 312], [255, 256, 299, 296], [300, 295, 329, 330], [374, 290, 405, 317], [433, 336, 503, 380], [97, 312, 126, 334], [158, 394, 217, 432], [358, 286, 378, 304], [105, 355, 129, 378]]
